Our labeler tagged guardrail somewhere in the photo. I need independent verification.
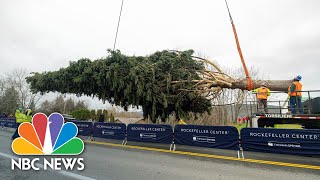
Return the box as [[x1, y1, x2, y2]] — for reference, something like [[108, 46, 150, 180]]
[[0, 118, 17, 128], [248, 90, 320, 115]]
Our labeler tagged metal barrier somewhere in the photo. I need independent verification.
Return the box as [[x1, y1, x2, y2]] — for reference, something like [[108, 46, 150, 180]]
[[2, 118, 319, 157], [248, 90, 320, 116]]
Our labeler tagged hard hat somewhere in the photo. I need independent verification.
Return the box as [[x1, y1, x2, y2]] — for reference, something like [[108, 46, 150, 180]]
[[178, 119, 187, 125], [261, 82, 267, 87], [296, 75, 302, 81]]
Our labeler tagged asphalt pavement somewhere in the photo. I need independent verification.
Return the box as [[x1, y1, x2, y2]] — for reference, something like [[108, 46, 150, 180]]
[[0, 128, 319, 180]]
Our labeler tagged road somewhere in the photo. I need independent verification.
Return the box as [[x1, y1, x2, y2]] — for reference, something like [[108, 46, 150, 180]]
[[0, 128, 319, 180]]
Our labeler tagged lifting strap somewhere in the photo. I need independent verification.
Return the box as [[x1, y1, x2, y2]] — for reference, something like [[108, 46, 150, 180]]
[[224, 0, 254, 90]]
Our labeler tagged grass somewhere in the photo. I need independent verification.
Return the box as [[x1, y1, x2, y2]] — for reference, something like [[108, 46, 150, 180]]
[[273, 124, 302, 129], [234, 123, 247, 132], [232, 123, 302, 132]]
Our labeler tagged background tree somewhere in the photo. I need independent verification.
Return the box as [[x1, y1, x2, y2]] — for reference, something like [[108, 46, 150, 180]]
[[103, 109, 108, 120], [37, 100, 51, 115], [51, 95, 65, 113], [0, 75, 6, 98], [90, 109, 96, 121], [64, 98, 75, 114], [75, 100, 88, 110], [109, 113, 115, 123], [29, 100, 36, 112], [96, 109, 103, 119], [36, 95, 88, 115], [0, 69, 42, 114], [6, 69, 42, 109], [0, 86, 19, 115], [71, 109, 91, 120]]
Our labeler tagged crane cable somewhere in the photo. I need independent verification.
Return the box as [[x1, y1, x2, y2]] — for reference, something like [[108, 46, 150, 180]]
[[113, 0, 125, 51], [224, 0, 254, 90], [111, 0, 254, 91]]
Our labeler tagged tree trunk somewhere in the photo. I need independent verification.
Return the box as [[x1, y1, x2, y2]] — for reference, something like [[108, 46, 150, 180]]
[[228, 79, 292, 91]]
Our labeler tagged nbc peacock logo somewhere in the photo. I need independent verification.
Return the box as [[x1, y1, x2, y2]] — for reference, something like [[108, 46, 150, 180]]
[[11, 113, 84, 155]]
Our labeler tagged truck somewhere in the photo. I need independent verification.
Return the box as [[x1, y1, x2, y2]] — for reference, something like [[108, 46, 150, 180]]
[[249, 90, 320, 129]]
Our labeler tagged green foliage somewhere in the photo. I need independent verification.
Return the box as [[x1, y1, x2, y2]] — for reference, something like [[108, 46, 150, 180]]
[[71, 109, 91, 120], [26, 50, 212, 122], [75, 100, 88, 110], [90, 109, 96, 120], [65, 98, 75, 113], [37, 95, 88, 115], [51, 95, 65, 113], [103, 109, 108, 119], [96, 109, 102, 117], [0, 86, 19, 115], [110, 113, 115, 123]]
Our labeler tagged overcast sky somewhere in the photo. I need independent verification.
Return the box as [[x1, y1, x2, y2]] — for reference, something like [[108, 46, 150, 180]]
[[1, 0, 320, 109]]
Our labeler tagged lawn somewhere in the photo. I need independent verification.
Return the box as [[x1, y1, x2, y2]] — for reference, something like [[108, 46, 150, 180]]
[[232, 123, 302, 132]]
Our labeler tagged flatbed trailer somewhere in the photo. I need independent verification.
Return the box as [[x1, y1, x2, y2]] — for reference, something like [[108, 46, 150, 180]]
[[251, 114, 320, 129]]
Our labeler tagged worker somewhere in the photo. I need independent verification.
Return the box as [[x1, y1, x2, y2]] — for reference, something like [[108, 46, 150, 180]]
[[11, 108, 32, 140], [177, 117, 187, 125], [288, 75, 303, 114], [178, 119, 187, 125], [253, 82, 270, 114]]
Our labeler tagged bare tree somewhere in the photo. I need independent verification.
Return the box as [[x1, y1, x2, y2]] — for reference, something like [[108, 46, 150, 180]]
[[0, 86, 19, 115], [0, 75, 6, 97], [5, 68, 42, 110], [64, 98, 76, 114], [51, 95, 65, 113], [37, 100, 51, 115]]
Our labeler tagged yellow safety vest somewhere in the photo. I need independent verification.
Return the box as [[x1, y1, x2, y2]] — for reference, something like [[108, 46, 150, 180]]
[[15, 110, 32, 123], [255, 87, 270, 100]]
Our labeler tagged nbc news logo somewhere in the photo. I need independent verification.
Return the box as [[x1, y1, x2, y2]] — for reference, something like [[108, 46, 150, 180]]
[[11, 113, 85, 170]]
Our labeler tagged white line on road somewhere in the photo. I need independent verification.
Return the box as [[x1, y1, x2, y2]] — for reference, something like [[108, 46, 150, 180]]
[[0, 151, 97, 180]]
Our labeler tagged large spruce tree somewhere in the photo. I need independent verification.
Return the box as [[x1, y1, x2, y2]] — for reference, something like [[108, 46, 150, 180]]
[[26, 50, 211, 122]]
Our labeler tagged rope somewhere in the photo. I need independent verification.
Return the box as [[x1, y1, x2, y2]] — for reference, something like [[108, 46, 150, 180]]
[[113, 0, 125, 51]]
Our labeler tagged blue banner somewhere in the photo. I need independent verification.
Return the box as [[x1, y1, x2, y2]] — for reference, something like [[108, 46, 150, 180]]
[[93, 122, 126, 140], [0, 118, 6, 127], [241, 128, 320, 155], [174, 125, 240, 150], [5, 118, 17, 128], [69, 120, 93, 136], [127, 124, 173, 144]]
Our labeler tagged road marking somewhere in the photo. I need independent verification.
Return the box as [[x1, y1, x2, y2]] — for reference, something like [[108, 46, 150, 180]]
[[0, 151, 97, 180], [84, 140, 320, 170]]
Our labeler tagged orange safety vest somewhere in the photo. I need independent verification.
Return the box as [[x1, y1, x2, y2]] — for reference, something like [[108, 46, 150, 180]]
[[257, 87, 268, 100], [289, 81, 302, 96]]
